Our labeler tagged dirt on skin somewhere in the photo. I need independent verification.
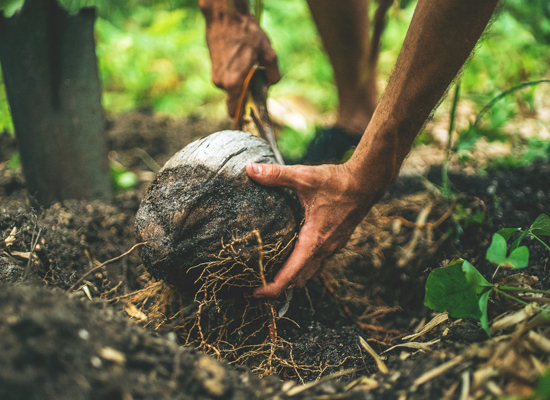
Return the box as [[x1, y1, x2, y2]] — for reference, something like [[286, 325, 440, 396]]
[[1, 111, 549, 399]]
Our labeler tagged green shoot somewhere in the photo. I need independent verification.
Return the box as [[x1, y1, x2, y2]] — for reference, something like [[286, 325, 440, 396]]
[[486, 233, 530, 269], [441, 80, 461, 198], [110, 161, 138, 192]]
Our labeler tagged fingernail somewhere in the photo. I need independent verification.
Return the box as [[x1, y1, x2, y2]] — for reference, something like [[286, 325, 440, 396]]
[[251, 163, 262, 175]]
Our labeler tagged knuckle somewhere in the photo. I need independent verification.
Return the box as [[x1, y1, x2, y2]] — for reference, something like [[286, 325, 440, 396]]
[[267, 164, 283, 181], [223, 75, 241, 91], [212, 73, 223, 89], [263, 50, 278, 65]]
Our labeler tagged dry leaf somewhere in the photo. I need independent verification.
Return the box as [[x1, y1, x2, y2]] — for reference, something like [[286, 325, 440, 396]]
[[359, 336, 388, 374], [403, 313, 449, 341], [381, 339, 440, 355]]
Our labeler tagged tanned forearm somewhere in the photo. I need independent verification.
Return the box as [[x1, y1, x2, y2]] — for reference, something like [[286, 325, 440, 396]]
[[198, 0, 250, 23], [348, 0, 499, 192]]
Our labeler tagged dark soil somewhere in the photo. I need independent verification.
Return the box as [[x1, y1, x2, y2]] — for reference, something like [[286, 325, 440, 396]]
[[1, 111, 549, 399], [0, 284, 282, 400]]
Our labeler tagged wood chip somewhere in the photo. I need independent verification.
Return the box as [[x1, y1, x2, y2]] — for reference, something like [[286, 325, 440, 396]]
[[527, 330, 550, 354], [485, 380, 504, 397], [459, 371, 470, 400], [413, 355, 464, 386], [81, 285, 92, 301], [359, 336, 388, 374], [344, 376, 379, 392], [8, 250, 39, 263], [99, 347, 126, 365], [492, 305, 536, 332], [381, 339, 440, 355], [4, 227, 17, 247], [124, 303, 147, 322], [286, 368, 356, 396], [402, 313, 448, 341], [473, 366, 497, 390]]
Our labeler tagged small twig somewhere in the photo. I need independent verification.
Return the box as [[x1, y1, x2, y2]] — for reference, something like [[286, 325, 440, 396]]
[[286, 368, 357, 397], [25, 226, 42, 279], [359, 336, 388, 374], [459, 371, 470, 400], [413, 355, 464, 386], [108, 281, 163, 302], [67, 242, 146, 293]]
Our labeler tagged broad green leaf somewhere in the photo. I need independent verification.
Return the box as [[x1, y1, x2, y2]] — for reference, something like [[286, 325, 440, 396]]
[[496, 228, 520, 242], [502, 246, 530, 269], [424, 259, 492, 319], [478, 290, 492, 338], [462, 260, 492, 288], [530, 214, 550, 237], [486, 233, 507, 264]]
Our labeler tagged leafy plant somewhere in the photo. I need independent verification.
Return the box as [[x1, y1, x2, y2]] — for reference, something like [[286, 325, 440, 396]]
[[486, 232, 529, 269], [493, 213, 550, 255], [110, 161, 138, 192], [441, 80, 461, 198], [424, 259, 492, 320], [424, 214, 550, 337]]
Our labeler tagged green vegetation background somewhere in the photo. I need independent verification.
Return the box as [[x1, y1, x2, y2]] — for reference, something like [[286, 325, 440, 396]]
[[0, 0, 549, 160]]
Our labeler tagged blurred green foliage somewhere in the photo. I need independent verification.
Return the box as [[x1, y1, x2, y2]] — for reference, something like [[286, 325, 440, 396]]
[[110, 160, 138, 192], [95, 5, 221, 116], [0, 0, 548, 166]]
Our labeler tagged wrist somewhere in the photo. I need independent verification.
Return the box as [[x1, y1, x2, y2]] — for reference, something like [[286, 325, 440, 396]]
[[347, 130, 398, 187], [199, 0, 250, 24]]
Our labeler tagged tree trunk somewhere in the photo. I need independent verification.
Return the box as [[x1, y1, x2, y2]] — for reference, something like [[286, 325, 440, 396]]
[[0, 0, 111, 206]]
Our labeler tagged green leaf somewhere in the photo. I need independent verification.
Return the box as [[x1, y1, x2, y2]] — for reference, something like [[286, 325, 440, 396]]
[[424, 259, 492, 319], [486, 233, 530, 268], [486, 233, 507, 264], [478, 290, 492, 338], [496, 227, 520, 242], [502, 246, 530, 269], [116, 171, 138, 189], [530, 214, 550, 237], [534, 368, 550, 399]]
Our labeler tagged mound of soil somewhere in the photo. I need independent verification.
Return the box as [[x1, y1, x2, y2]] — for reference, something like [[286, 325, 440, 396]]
[[0, 284, 282, 400]]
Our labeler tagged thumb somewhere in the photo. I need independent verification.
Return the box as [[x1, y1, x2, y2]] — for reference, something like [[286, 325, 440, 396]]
[[246, 162, 296, 189]]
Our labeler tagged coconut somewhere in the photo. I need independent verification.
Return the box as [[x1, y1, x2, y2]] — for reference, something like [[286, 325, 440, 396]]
[[135, 130, 303, 297]]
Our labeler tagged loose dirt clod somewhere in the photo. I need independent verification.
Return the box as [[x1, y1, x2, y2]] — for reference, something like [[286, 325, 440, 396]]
[[135, 130, 303, 297]]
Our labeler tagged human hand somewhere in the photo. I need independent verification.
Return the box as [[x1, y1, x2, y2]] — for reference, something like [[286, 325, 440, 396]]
[[245, 161, 389, 298], [200, 1, 280, 116]]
